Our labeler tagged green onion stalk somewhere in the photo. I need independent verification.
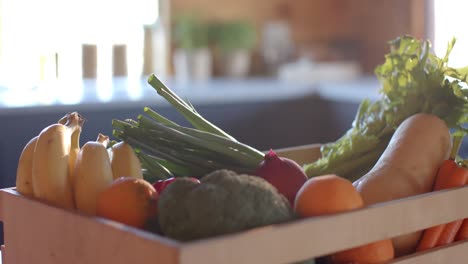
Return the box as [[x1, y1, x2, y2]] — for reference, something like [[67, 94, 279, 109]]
[[112, 75, 265, 181]]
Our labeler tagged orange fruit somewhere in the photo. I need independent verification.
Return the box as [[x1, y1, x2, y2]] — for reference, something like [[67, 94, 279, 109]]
[[96, 177, 158, 228], [294, 175, 394, 263], [294, 174, 363, 216]]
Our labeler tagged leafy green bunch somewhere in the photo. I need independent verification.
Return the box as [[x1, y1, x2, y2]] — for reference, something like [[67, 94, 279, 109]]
[[304, 36, 468, 181]]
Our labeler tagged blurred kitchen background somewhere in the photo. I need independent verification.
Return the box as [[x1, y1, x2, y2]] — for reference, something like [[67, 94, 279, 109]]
[[0, 0, 466, 189]]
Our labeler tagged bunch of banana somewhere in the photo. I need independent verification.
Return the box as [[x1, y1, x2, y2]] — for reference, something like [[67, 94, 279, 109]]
[[16, 113, 75, 198], [73, 138, 143, 214], [16, 111, 144, 214], [15, 114, 70, 197], [15, 112, 85, 210]]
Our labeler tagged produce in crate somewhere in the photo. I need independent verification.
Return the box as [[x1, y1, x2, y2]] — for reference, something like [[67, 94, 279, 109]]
[[417, 136, 468, 250], [354, 113, 452, 255], [68, 119, 83, 189], [16, 113, 75, 197], [304, 36, 468, 181], [254, 149, 308, 205], [295, 175, 394, 264], [108, 35, 467, 257], [113, 36, 467, 189], [454, 160, 468, 241], [15, 136, 40, 197], [96, 177, 159, 229], [112, 76, 311, 203], [32, 112, 84, 209], [152, 176, 200, 194], [157, 169, 294, 241], [11, 35, 468, 263], [110, 141, 143, 180], [73, 134, 114, 215]]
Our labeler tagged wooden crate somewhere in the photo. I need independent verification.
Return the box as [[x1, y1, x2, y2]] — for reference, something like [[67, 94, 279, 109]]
[[1, 144, 468, 264]]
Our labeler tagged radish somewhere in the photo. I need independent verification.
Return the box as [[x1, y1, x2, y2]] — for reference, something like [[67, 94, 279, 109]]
[[153, 177, 200, 194], [254, 150, 308, 205]]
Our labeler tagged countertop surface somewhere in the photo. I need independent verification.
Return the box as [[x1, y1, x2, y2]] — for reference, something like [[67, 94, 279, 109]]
[[0, 76, 381, 114]]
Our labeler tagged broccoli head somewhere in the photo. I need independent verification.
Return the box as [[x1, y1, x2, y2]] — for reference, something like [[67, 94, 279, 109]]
[[158, 169, 295, 241]]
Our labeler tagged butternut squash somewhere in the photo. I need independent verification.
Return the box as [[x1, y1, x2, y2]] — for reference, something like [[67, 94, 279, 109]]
[[353, 113, 452, 256]]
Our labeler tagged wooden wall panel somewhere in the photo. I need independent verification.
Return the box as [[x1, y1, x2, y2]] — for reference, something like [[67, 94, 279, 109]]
[[170, 0, 427, 74]]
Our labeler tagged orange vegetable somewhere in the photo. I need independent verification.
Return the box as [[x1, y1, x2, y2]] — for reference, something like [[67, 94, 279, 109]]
[[355, 113, 452, 256], [295, 175, 394, 264], [456, 217, 468, 241], [96, 177, 159, 229], [454, 161, 468, 242], [417, 136, 465, 251], [294, 174, 364, 216]]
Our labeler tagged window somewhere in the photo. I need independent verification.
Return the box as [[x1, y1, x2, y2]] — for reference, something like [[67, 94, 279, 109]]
[[0, 0, 168, 105], [432, 0, 468, 68]]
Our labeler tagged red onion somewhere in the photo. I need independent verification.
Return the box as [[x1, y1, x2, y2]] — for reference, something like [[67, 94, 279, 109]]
[[254, 150, 308, 205]]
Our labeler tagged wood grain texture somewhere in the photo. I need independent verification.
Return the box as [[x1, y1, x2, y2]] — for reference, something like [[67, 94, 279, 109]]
[[390, 240, 468, 264], [0, 189, 179, 264]]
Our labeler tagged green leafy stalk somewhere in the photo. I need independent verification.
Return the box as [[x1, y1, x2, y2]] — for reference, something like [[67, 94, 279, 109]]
[[138, 152, 192, 177], [147, 74, 237, 141], [138, 114, 264, 162], [304, 36, 468, 180], [136, 149, 174, 181], [143, 107, 180, 127], [136, 115, 261, 168], [450, 135, 465, 162]]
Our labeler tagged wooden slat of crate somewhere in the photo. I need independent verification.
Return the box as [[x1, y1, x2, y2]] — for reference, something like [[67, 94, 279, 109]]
[[2, 144, 468, 263], [0, 189, 180, 264], [2, 185, 468, 264], [177, 186, 468, 264], [390, 240, 468, 264]]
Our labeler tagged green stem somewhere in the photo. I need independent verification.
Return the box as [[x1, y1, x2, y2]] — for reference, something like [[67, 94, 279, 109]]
[[450, 135, 465, 160], [136, 150, 173, 180], [137, 115, 262, 168], [306, 145, 384, 180], [147, 74, 236, 141], [138, 115, 264, 163], [143, 107, 180, 127], [140, 153, 193, 176], [116, 129, 250, 175]]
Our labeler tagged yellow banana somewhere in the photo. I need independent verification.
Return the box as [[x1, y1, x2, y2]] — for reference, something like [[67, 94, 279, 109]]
[[32, 112, 83, 209], [74, 133, 114, 215], [16, 136, 39, 197], [16, 114, 72, 197], [110, 141, 143, 179]]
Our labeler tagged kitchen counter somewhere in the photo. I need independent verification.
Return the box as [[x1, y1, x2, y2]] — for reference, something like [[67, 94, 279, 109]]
[[0, 76, 381, 115]]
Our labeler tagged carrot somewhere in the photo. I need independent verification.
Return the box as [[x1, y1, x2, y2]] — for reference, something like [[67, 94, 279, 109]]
[[456, 218, 468, 241], [432, 159, 458, 190], [454, 161, 468, 241], [436, 163, 468, 245], [416, 226, 446, 251], [437, 220, 464, 246], [416, 160, 457, 251], [416, 136, 464, 251]]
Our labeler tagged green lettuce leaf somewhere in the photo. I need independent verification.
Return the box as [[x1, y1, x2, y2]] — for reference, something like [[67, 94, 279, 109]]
[[304, 35, 468, 181]]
